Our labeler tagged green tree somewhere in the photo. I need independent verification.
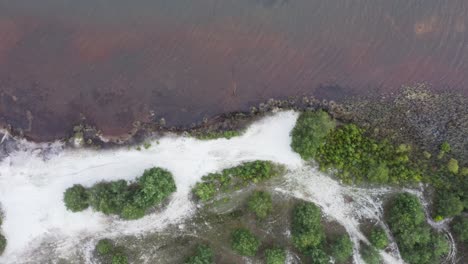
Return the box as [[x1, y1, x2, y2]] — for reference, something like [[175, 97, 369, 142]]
[[369, 227, 389, 249], [387, 193, 449, 264], [134, 167, 177, 208], [361, 245, 381, 264], [368, 163, 389, 183], [193, 182, 216, 201], [331, 235, 353, 263], [95, 239, 113, 255], [434, 191, 464, 218], [291, 110, 336, 160], [291, 202, 324, 251], [452, 216, 468, 243], [265, 248, 286, 264], [185, 244, 214, 264], [247, 191, 273, 219], [306, 247, 329, 264], [0, 234, 6, 256], [231, 228, 261, 256], [63, 184, 89, 212]]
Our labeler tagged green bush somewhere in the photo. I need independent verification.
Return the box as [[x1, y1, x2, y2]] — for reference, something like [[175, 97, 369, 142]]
[[461, 167, 468, 176], [306, 247, 329, 264], [96, 239, 113, 255], [88, 181, 130, 215], [193, 182, 216, 202], [0, 234, 6, 256], [231, 228, 261, 256], [194, 130, 242, 140], [112, 252, 128, 264], [369, 227, 389, 249], [367, 163, 389, 183], [185, 244, 214, 264], [134, 167, 177, 208], [434, 191, 464, 218], [265, 248, 286, 264], [193, 161, 281, 201], [120, 204, 146, 220], [64, 167, 176, 220], [317, 124, 421, 184], [291, 202, 324, 252], [247, 191, 273, 219], [447, 158, 459, 174], [452, 216, 468, 243], [387, 193, 449, 264], [331, 234, 353, 263], [63, 184, 89, 212], [361, 245, 381, 264], [291, 110, 336, 160]]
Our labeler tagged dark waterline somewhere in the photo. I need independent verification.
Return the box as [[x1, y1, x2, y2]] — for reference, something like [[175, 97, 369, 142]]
[[0, 0, 467, 141]]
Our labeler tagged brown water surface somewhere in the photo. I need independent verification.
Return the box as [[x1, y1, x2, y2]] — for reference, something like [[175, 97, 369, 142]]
[[0, 0, 467, 140]]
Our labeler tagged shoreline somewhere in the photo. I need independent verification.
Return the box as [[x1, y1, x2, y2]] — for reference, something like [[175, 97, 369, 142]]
[[1, 86, 467, 160]]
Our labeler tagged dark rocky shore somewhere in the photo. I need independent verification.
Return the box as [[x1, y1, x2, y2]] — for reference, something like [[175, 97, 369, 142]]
[[1, 86, 467, 163]]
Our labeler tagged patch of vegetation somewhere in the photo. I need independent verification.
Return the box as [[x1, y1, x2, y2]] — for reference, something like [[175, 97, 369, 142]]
[[63, 184, 89, 212], [265, 248, 286, 264], [305, 247, 329, 264], [63, 167, 176, 220], [387, 193, 449, 264], [291, 110, 336, 160], [451, 216, 468, 243], [317, 124, 420, 184], [360, 244, 381, 264], [368, 226, 389, 249], [292, 110, 468, 221], [193, 130, 242, 140], [231, 228, 261, 256], [0, 212, 6, 256], [111, 253, 128, 264], [247, 191, 273, 219], [96, 239, 113, 255], [433, 190, 464, 219], [185, 244, 214, 264], [193, 161, 283, 201], [291, 202, 324, 252], [95, 238, 128, 264], [0, 234, 5, 256], [330, 234, 353, 263]]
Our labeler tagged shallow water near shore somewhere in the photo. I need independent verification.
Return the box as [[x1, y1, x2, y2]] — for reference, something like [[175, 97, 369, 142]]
[[0, 111, 454, 263]]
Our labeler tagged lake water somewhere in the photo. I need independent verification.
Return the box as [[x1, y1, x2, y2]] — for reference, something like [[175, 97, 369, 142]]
[[1, 0, 467, 140]]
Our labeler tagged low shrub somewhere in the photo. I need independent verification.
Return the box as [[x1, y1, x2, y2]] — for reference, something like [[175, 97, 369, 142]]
[[112, 252, 128, 264], [96, 239, 113, 255], [64, 167, 176, 220], [193, 161, 282, 201], [0, 234, 6, 255], [291, 110, 336, 160], [185, 244, 214, 264], [63, 184, 89, 212], [265, 248, 286, 264], [231, 228, 261, 256], [387, 193, 449, 264], [331, 234, 353, 263], [434, 191, 464, 219], [247, 191, 273, 219], [368, 227, 389, 249], [452, 216, 468, 243], [306, 247, 329, 264], [360, 245, 381, 264], [291, 202, 324, 252]]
